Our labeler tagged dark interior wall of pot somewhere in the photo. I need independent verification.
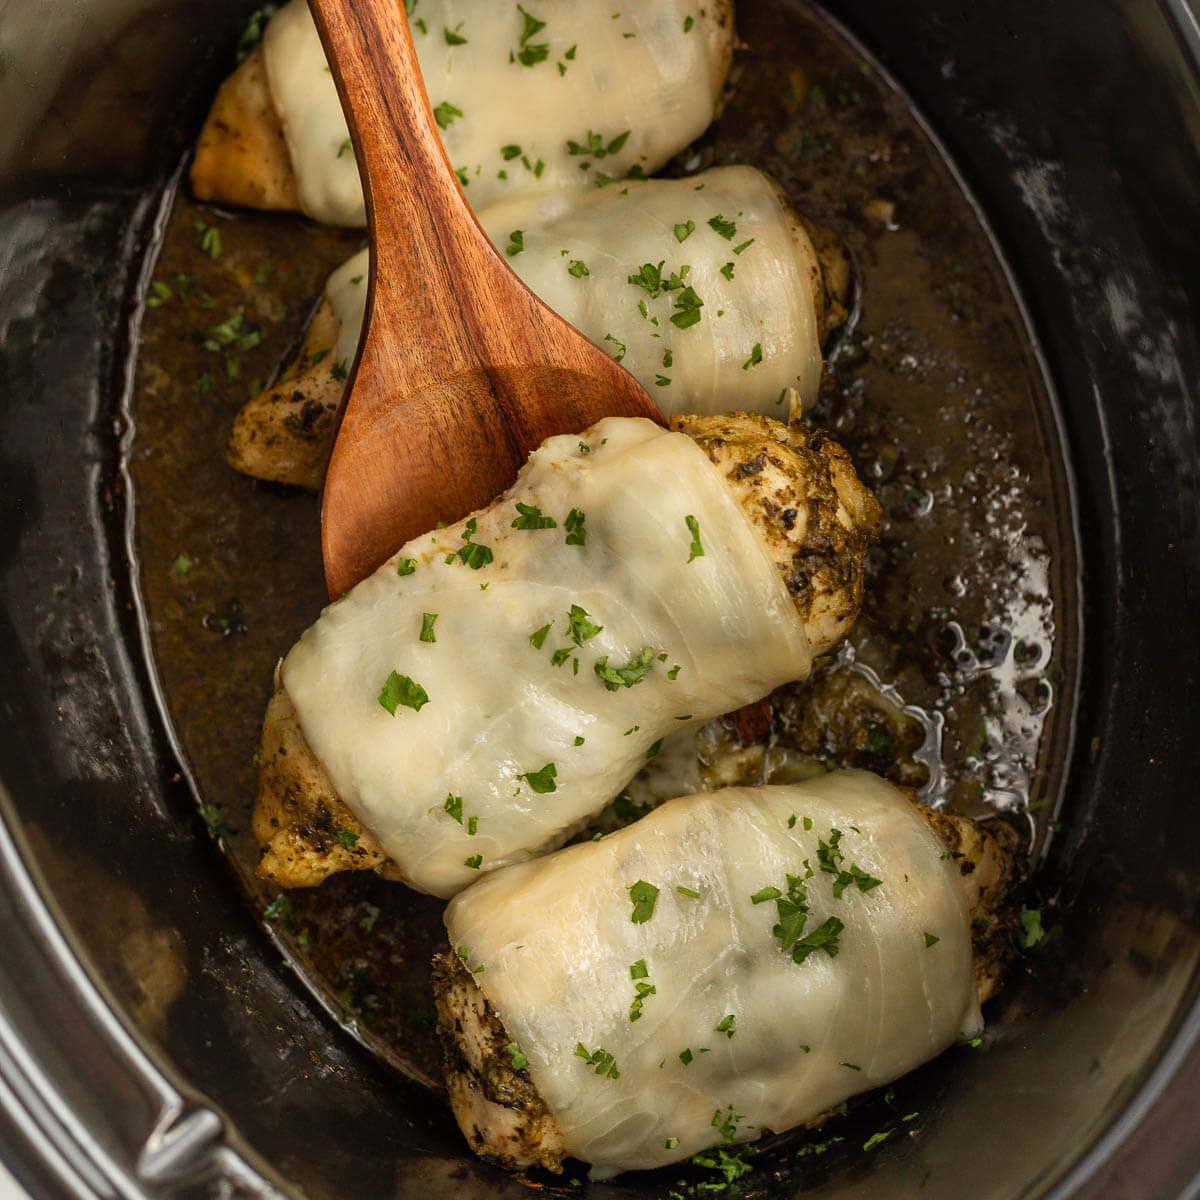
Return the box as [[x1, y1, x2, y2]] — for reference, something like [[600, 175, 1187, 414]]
[[0, 1, 1197, 1199]]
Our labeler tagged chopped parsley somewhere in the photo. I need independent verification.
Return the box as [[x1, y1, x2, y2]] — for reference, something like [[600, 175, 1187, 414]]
[[567, 259, 590, 277], [720, 261, 735, 281], [396, 557, 417, 576], [817, 829, 883, 898], [595, 647, 655, 690], [444, 794, 463, 823], [337, 137, 353, 158], [646, 738, 663, 759], [685, 514, 704, 561], [454, 518, 493, 569], [1019, 907, 1045, 948], [755, 872, 845, 964], [683, 15, 695, 31], [550, 647, 574, 667], [515, 4, 548, 66], [334, 830, 359, 850], [170, 552, 194, 577], [679, 1048, 694, 1065], [676, 885, 701, 898], [520, 762, 558, 793], [263, 894, 293, 922], [668, 664, 682, 680], [505, 1041, 529, 1070], [330, 359, 349, 381], [714, 1014, 736, 1038], [506, 229, 524, 256], [566, 129, 631, 159], [742, 342, 763, 370], [629, 960, 656, 1021], [670, 286, 704, 329], [733, 237, 755, 255], [629, 879, 659, 923], [443, 22, 467, 44], [529, 623, 551, 649], [575, 1043, 620, 1078], [924, 932, 940, 948], [707, 214, 737, 240], [863, 1129, 895, 1152], [574, 735, 585, 746], [432, 101, 463, 129], [628, 260, 664, 295], [512, 501, 556, 529], [501, 143, 523, 160], [564, 507, 587, 546], [565, 604, 602, 645], [419, 612, 438, 642], [464, 854, 483, 869], [604, 333, 627, 362], [378, 671, 429, 714], [674, 219, 695, 242], [193, 220, 222, 259]]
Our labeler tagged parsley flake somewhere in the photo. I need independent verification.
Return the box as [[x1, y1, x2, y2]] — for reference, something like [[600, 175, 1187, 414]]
[[433, 101, 463, 129], [334, 830, 359, 850], [742, 342, 764, 370], [506, 229, 524, 256], [685, 514, 704, 561], [464, 854, 483, 869], [924, 932, 940, 948], [629, 879, 659, 923], [565, 604, 602, 645], [419, 612, 438, 642], [604, 333, 627, 362], [714, 1014, 736, 1038], [396, 557, 417, 576], [378, 671, 429, 714], [575, 1043, 620, 1078], [512, 501, 556, 529], [733, 238, 755, 255], [506, 1041, 529, 1070], [595, 646, 655, 690], [520, 763, 558, 793], [670, 285, 704, 329], [564, 507, 587, 546], [708, 214, 737, 240], [529, 623, 551, 649], [674, 219, 696, 242], [443, 22, 467, 44], [567, 258, 590, 277]]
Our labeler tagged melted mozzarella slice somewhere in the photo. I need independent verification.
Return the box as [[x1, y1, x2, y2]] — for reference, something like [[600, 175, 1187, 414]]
[[262, 0, 731, 227], [281, 418, 811, 898], [445, 772, 982, 1175], [324, 166, 824, 412]]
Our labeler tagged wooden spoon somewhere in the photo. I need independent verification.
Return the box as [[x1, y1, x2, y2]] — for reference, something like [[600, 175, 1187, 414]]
[[310, 0, 664, 599]]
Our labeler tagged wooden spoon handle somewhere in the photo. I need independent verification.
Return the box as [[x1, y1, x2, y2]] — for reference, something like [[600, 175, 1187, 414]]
[[308, 0, 515, 378]]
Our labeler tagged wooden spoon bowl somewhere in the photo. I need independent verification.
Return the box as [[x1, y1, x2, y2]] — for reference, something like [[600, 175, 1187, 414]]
[[310, 0, 664, 599]]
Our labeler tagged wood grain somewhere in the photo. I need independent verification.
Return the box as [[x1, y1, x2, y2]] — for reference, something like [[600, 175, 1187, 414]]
[[309, 0, 664, 599]]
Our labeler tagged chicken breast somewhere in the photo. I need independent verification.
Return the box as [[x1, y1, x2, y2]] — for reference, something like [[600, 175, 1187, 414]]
[[226, 166, 850, 488], [252, 413, 880, 894], [432, 774, 1023, 1176], [191, 0, 735, 226]]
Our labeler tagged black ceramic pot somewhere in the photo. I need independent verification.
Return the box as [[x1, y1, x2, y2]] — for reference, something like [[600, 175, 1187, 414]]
[[1, 1, 1198, 1197]]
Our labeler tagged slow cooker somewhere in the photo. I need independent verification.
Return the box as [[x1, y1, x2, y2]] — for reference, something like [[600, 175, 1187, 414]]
[[1, 0, 1198, 1196]]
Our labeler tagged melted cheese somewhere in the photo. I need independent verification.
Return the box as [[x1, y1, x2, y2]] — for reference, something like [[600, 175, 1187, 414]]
[[445, 772, 982, 1175], [262, 0, 731, 227], [281, 418, 811, 898], [324, 166, 824, 412]]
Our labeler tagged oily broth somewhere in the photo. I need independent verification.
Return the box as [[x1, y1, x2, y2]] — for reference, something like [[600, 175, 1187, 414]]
[[129, 0, 1076, 1178]]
